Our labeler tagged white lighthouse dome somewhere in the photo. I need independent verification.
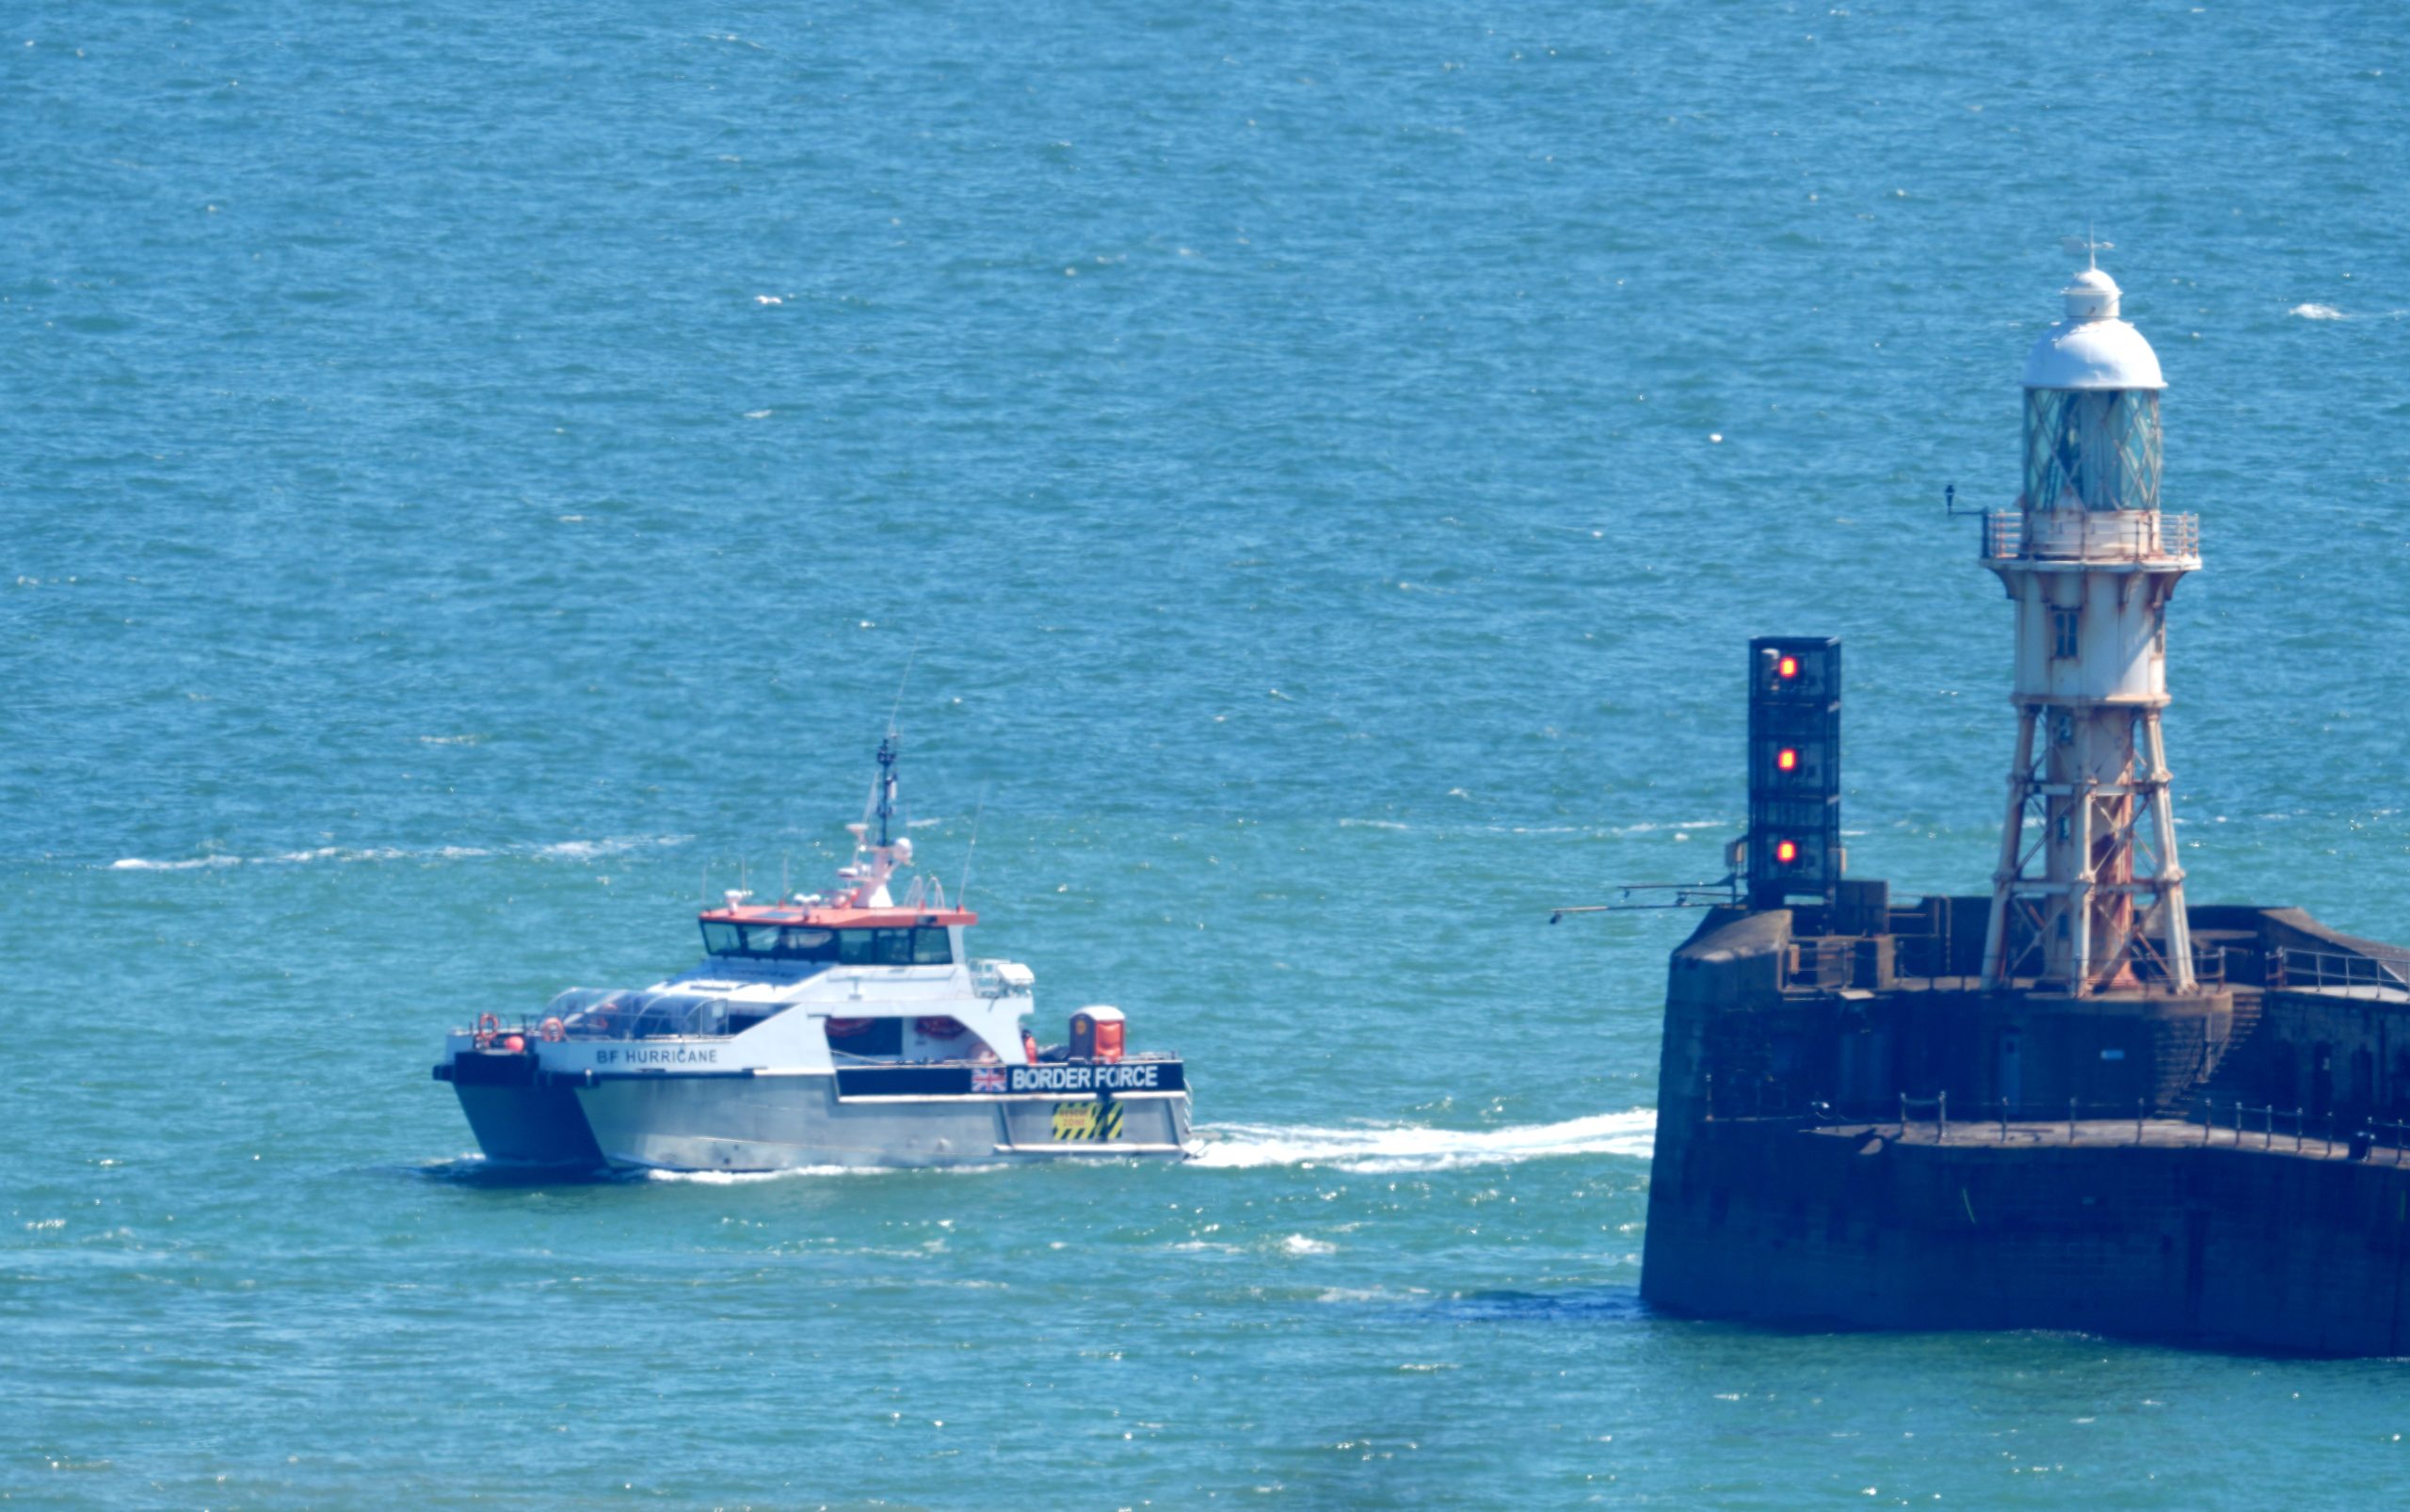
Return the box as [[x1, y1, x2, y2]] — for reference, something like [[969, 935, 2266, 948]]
[[2021, 266, 2164, 391], [2062, 266, 2122, 319]]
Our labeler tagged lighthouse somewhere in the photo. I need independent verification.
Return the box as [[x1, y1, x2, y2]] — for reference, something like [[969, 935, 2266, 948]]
[[1640, 248, 2410, 1358], [1978, 261, 2200, 995]]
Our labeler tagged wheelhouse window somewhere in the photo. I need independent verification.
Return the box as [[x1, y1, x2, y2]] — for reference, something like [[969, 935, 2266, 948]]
[[701, 922, 952, 966], [775, 927, 835, 959], [699, 923, 841, 960], [836, 928, 951, 966]]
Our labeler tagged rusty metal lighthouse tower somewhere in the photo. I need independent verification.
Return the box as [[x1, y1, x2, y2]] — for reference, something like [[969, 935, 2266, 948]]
[[1978, 258, 2200, 994]]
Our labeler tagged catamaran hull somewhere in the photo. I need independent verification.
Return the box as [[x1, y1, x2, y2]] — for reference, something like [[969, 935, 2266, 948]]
[[436, 1053, 606, 1170], [573, 1073, 1193, 1171]]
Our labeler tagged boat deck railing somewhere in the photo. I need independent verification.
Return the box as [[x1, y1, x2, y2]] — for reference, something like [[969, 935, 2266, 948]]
[[970, 959, 1035, 998]]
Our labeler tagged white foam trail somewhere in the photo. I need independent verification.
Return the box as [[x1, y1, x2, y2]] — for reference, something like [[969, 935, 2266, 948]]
[[426, 1114, 1656, 1185], [1187, 1110, 1655, 1174], [641, 1163, 1005, 1184], [644, 1166, 870, 1184]]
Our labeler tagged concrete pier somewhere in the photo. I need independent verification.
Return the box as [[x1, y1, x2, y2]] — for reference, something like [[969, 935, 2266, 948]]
[[1641, 897, 2410, 1354]]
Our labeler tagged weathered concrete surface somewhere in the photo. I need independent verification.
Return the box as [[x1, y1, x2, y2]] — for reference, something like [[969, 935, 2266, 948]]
[[1643, 1118, 2410, 1354]]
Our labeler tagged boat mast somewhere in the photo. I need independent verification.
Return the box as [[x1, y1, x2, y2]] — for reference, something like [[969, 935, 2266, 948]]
[[875, 732, 898, 848]]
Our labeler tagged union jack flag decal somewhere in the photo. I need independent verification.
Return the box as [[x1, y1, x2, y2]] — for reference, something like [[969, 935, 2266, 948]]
[[971, 1068, 1006, 1093]]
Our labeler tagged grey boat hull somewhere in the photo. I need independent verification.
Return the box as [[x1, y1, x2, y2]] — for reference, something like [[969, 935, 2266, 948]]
[[575, 1073, 1192, 1171]]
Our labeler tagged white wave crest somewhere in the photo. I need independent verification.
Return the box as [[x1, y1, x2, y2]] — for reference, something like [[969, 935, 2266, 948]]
[[106, 834, 690, 872], [532, 835, 691, 861], [2290, 303, 2347, 320], [1187, 1110, 1655, 1174]]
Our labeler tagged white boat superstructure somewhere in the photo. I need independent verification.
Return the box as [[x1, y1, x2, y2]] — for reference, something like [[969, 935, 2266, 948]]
[[435, 738, 1192, 1171]]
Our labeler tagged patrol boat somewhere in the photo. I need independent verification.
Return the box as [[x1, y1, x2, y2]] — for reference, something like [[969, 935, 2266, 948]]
[[433, 739, 1192, 1171]]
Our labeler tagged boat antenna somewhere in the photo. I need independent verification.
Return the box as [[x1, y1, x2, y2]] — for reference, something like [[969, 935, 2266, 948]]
[[868, 643, 918, 850], [875, 732, 899, 848], [956, 788, 988, 912], [887, 642, 918, 736]]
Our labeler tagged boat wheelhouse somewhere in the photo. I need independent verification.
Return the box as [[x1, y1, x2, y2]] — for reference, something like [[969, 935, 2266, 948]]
[[434, 737, 1192, 1171]]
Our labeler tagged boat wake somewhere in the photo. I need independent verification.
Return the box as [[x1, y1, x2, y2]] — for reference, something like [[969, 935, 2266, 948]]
[[638, 1163, 1008, 1185], [1186, 1110, 1654, 1174], [411, 1113, 1655, 1184]]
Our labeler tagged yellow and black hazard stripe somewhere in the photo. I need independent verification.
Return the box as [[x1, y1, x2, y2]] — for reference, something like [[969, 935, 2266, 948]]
[[1050, 1101, 1126, 1141]]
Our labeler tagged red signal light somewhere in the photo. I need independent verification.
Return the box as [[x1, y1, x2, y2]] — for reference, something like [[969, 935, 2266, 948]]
[[1777, 655, 1799, 680], [1775, 839, 1799, 865], [1776, 748, 1799, 773]]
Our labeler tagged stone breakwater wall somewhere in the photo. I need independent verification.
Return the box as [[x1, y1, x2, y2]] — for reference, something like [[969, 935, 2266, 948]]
[[1641, 1119, 2410, 1355], [1642, 898, 2410, 1354]]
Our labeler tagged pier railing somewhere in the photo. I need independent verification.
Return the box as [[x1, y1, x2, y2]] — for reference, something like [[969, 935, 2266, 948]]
[[2270, 946, 2410, 1000], [1702, 1082, 2410, 1165], [1783, 939, 2229, 994]]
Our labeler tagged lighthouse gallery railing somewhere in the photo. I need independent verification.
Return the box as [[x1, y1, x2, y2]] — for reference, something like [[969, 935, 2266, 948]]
[[1982, 510, 2199, 563]]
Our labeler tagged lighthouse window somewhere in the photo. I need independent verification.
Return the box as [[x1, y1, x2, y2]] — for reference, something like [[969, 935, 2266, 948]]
[[2051, 608, 2081, 659], [2023, 389, 2161, 512]]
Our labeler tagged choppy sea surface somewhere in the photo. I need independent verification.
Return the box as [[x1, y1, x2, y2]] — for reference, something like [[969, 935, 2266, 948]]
[[8, 1, 2410, 1504]]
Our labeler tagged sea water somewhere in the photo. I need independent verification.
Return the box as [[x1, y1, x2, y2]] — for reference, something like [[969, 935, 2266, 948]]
[[8, 0, 2410, 1504]]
